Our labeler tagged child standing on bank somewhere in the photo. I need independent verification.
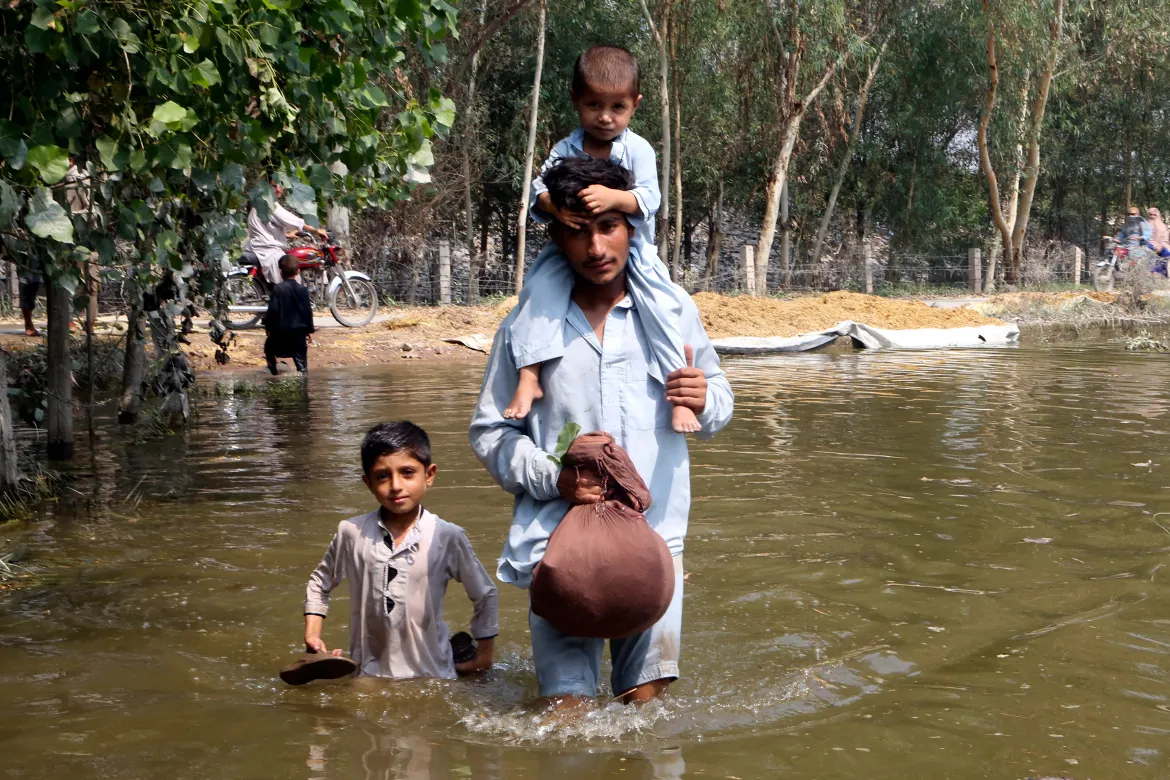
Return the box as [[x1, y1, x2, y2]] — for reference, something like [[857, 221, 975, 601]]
[[263, 253, 315, 375], [502, 45, 700, 434], [283, 421, 498, 684]]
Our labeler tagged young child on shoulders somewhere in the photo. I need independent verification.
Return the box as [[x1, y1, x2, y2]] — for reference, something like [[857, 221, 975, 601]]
[[503, 45, 700, 434], [263, 253, 315, 375], [282, 421, 498, 685]]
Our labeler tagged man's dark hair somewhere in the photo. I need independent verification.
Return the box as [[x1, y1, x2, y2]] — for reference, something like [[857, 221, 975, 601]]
[[361, 421, 431, 473], [278, 253, 299, 279], [572, 45, 640, 97], [543, 157, 634, 214]]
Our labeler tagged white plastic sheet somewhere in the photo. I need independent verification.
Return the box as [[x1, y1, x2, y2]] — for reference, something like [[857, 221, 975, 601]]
[[712, 321, 1020, 355]]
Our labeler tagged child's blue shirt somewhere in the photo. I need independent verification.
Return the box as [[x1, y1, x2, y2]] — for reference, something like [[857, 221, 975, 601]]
[[530, 127, 660, 246]]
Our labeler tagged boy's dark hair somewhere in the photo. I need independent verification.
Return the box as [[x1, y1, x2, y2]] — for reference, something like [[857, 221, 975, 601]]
[[572, 45, 640, 97], [361, 421, 432, 473], [543, 157, 634, 214], [278, 253, 299, 279]]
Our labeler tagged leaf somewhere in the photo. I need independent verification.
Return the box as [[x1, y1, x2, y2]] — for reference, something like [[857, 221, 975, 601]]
[[95, 135, 121, 170], [0, 180, 24, 229], [190, 59, 221, 88], [152, 101, 188, 125], [160, 139, 193, 170], [0, 121, 28, 167], [431, 96, 456, 129], [222, 163, 245, 192], [26, 144, 70, 185], [286, 182, 317, 216], [74, 9, 101, 35], [361, 85, 389, 108], [248, 182, 275, 223], [30, 8, 57, 31], [554, 422, 582, 460], [25, 188, 73, 244], [110, 18, 141, 53]]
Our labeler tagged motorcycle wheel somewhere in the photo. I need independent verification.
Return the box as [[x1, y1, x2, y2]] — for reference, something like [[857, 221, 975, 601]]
[[223, 275, 266, 330], [1093, 266, 1115, 293], [328, 277, 378, 327]]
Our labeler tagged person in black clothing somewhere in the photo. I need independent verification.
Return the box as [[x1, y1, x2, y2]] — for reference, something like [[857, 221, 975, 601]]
[[264, 254, 315, 375]]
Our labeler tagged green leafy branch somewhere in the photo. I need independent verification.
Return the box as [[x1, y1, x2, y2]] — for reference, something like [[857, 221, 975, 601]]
[[546, 422, 582, 467]]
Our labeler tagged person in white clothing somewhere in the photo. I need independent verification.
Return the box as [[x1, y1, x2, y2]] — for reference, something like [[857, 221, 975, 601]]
[[296, 421, 499, 682], [243, 181, 328, 284]]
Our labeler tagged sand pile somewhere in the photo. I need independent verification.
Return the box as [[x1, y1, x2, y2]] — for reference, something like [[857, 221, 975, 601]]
[[691, 291, 1003, 339], [381, 296, 517, 337], [984, 291, 1117, 307]]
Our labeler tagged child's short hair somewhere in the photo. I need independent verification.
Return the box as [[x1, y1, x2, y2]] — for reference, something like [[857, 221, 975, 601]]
[[544, 157, 634, 214], [361, 421, 432, 473], [278, 253, 299, 279], [572, 45, 640, 97]]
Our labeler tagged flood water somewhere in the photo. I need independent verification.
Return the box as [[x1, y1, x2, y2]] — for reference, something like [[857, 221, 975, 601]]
[[3, 342, 1170, 779]]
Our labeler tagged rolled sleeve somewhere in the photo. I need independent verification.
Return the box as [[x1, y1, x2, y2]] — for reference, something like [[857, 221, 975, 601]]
[[628, 137, 661, 221], [304, 529, 343, 616], [469, 325, 563, 501], [452, 530, 500, 640], [529, 140, 572, 224]]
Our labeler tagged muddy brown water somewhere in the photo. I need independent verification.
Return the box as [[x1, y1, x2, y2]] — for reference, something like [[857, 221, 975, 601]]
[[3, 343, 1170, 779]]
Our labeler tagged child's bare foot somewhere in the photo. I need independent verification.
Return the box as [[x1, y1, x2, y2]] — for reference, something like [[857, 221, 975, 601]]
[[503, 365, 544, 419], [24, 327, 41, 337], [671, 404, 702, 434]]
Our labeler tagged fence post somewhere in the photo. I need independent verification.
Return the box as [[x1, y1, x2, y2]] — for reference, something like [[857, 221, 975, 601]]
[[968, 247, 981, 293], [1073, 246, 1083, 286], [741, 245, 756, 296], [438, 239, 451, 305], [863, 244, 873, 295]]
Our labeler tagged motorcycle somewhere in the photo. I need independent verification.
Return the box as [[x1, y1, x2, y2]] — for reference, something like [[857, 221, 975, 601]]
[[220, 233, 378, 329], [1093, 237, 1160, 293]]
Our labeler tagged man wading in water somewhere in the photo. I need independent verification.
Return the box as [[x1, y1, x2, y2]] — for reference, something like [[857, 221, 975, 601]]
[[470, 156, 734, 707]]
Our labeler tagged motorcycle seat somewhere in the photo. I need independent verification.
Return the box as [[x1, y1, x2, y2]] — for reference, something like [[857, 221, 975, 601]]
[[237, 255, 259, 267]]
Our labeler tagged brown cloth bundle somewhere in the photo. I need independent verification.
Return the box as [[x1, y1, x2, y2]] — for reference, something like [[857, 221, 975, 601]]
[[530, 432, 675, 639]]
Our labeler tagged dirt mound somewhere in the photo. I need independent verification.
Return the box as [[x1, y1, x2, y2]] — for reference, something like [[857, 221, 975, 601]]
[[691, 291, 1003, 339], [985, 291, 1117, 307]]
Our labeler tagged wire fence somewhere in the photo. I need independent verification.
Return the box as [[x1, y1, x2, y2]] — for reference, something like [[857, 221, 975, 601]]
[[355, 236, 1098, 307], [1, 234, 1100, 318]]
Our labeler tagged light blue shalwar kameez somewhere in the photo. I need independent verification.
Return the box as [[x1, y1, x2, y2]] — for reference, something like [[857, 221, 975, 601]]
[[469, 293, 734, 696]]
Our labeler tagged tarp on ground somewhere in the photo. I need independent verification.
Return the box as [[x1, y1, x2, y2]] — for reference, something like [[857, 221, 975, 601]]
[[711, 321, 1021, 355]]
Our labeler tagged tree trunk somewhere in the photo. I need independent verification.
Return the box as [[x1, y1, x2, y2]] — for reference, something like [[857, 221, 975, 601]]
[[118, 304, 147, 424], [639, 0, 671, 265], [1007, 0, 1063, 284], [670, 9, 684, 282], [812, 43, 885, 264], [513, 0, 546, 294], [45, 280, 73, 460], [463, 7, 483, 304], [704, 176, 723, 291], [755, 63, 835, 295], [779, 178, 791, 288], [0, 352, 19, 492], [977, 8, 1014, 292]]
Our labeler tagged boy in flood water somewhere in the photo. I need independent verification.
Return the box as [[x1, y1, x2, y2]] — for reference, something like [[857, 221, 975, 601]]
[[502, 45, 702, 435], [263, 253, 315, 375], [283, 421, 498, 684]]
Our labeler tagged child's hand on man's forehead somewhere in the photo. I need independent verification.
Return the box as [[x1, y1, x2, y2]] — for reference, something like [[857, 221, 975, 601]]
[[579, 185, 625, 215]]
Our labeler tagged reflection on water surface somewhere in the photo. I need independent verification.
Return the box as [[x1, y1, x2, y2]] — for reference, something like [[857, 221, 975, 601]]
[[3, 343, 1170, 778]]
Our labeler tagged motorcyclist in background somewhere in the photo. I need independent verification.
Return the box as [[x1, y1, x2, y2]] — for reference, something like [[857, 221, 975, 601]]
[[1116, 206, 1153, 249], [242, 181, 328, 286]]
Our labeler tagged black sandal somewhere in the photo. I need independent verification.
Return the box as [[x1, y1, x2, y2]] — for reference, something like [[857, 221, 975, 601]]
[[279, 653, 358, 686], [450, 631, 478, 664]]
